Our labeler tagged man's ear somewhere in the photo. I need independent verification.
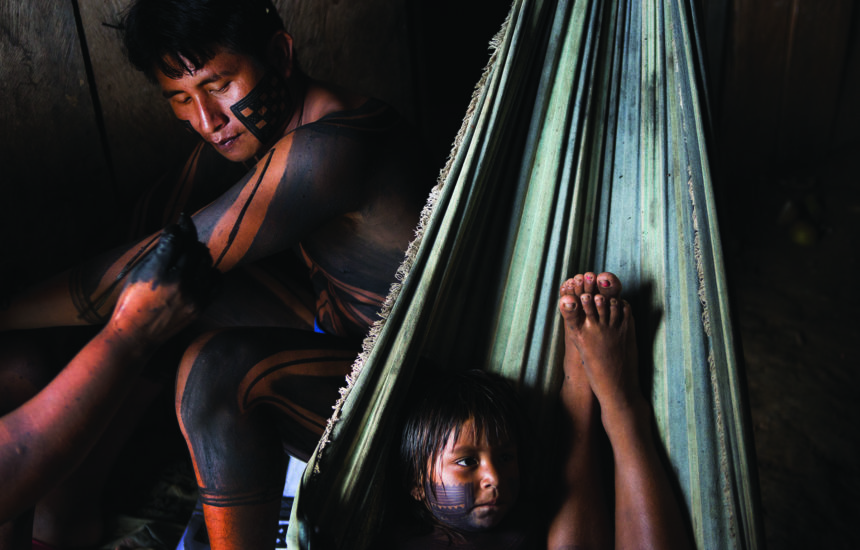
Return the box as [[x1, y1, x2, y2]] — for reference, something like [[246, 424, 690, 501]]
[[268, 30, 294, 78]]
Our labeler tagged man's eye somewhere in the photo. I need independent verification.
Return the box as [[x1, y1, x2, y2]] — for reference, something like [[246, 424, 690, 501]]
[[211, 82, 230, 94]]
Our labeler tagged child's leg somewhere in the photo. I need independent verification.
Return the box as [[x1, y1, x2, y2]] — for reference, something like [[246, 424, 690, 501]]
[[547, 273, 618, 548], [564, 272, 691, 550]]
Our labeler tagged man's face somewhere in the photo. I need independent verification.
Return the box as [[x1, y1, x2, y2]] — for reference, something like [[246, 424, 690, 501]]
[[416, 418, 520, 532], [157, 48, 277, 163]]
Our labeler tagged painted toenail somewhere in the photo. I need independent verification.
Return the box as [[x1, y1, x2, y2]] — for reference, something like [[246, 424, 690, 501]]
[[585, 274, 593, 281], [599, 280, 609, 287]]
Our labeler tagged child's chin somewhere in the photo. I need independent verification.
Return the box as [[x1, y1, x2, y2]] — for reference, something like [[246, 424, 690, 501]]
[[467, 507, 509, 530]]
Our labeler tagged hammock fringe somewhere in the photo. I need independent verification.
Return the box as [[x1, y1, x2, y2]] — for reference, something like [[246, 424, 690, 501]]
[[312, 4, 516, 470]]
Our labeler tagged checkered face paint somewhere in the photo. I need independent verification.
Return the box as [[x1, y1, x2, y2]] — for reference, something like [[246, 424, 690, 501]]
[[230, 71, 291, 145]]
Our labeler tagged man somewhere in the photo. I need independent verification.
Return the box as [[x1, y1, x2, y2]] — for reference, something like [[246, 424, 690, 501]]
[[0, 0, 433, 548]]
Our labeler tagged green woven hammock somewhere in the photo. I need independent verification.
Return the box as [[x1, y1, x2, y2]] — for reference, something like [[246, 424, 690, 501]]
[[288, 0, 762, 548]]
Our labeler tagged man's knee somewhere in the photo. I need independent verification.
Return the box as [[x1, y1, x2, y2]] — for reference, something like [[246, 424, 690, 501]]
[[175, 330, 247, 433]]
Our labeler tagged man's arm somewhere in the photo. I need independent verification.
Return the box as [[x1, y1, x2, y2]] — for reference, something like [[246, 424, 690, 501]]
[[0, 128, 366, 331], [126, 141, 248, 240], [0, 218, 215, 522]]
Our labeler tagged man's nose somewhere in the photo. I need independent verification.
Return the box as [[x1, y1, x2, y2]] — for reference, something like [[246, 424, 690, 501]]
[[194, 95, 228, 134]]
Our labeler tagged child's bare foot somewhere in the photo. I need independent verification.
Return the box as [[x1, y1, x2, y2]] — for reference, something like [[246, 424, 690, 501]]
[[558, 272, 642, 422], [558, 279, 589, 400], [558, 271, 623, 382], [568, 271, 623, 301], [557, 272, 622, 412]]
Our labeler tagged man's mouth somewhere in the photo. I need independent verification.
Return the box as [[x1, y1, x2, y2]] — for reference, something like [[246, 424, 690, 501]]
[[213, 134, 239, 149]]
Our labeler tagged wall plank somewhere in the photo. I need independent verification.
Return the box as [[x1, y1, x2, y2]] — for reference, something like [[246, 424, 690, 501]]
[[720, 0, 793, 174], [275, 0, 414, 120], [832, 5, 860, 152], [278, 0, 508, 168], [719, 0, 856, 176], [776, 0, 854, 163], [0, 1, 115, 286], [402, 1, 510, 167]]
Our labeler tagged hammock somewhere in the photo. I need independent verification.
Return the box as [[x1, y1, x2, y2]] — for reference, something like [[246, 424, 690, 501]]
[[287, 0, 762, 548]]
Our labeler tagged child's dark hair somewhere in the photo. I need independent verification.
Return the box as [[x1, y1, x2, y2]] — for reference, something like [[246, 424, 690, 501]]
[[122, 0, 285, 82], [398, 369, 527, 526]]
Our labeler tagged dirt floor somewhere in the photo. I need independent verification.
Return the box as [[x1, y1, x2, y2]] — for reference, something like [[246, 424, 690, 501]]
[[721, 140, 860, 549]]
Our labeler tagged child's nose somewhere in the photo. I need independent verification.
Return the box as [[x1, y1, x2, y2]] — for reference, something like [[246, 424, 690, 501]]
[[480, 461, 500, 488]]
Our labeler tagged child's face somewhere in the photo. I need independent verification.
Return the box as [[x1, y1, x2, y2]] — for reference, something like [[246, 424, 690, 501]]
[[416, 418, 520, 532]]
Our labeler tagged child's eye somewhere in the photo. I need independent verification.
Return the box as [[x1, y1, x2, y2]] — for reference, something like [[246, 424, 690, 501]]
[[454, 457, 478, 467], [210, 82, 230, 94]]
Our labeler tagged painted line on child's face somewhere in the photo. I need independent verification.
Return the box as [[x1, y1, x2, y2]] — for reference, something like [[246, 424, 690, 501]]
[[425, 479, 477, 531]]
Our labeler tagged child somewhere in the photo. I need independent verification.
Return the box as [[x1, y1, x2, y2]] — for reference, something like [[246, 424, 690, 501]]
[[387, 272, 692, 549]]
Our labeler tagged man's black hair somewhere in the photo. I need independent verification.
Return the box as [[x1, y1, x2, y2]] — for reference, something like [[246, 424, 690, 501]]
[[122, 0, 285, 82]]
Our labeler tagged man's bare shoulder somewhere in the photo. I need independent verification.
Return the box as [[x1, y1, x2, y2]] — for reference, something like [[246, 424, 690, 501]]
[[239, 84, 428, 215], [302, 81, 369, 122], [259, 87, 413, 176]]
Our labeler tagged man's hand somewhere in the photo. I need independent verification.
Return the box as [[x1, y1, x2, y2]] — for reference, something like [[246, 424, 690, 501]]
[[109, 213, 217, 348]]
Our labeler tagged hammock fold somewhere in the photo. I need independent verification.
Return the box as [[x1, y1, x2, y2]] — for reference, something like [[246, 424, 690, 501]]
[[287, 0, 762, 548]]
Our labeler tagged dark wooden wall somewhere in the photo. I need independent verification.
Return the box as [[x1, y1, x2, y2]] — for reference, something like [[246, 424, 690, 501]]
[[697, 0, 860, 281], [714, 0, 859, 178], [1, 2, 117, 283]]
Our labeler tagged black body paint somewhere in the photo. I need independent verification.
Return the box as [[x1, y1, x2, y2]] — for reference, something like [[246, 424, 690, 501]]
[[230, 71, 290, 144]]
